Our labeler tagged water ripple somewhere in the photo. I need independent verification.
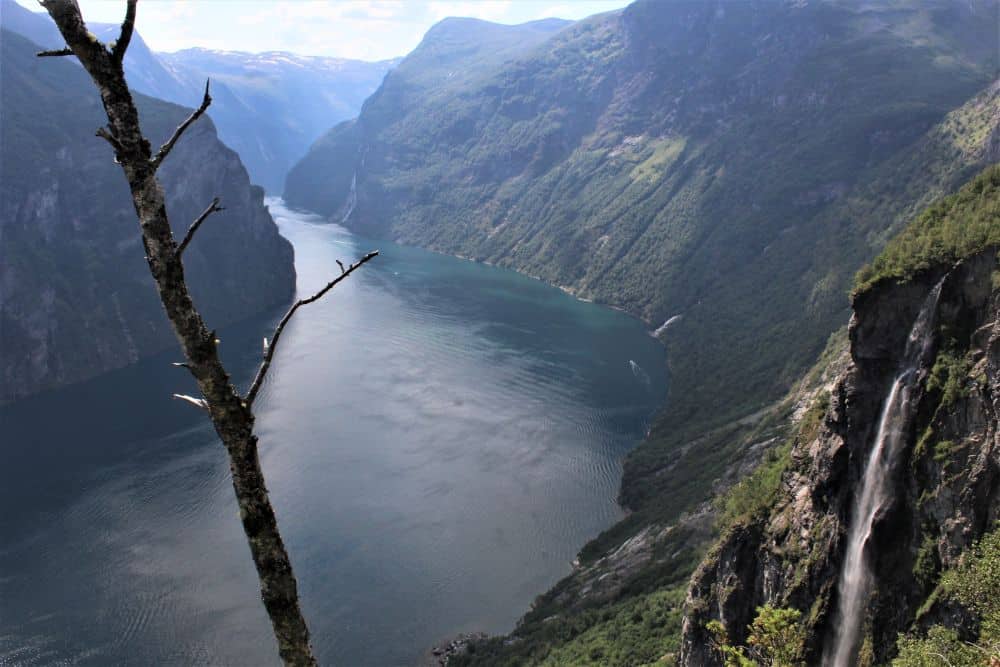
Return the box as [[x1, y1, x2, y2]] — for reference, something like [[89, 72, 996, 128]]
[[0, 200, 667, 667]]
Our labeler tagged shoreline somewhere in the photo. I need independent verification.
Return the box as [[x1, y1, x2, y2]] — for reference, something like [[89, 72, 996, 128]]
[[419, 632, 490, 666]]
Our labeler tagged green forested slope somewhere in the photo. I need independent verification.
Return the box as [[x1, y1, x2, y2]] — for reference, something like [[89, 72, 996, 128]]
[[285, 16, 571, 214], [287, 0, 998, 522], [452, 162, 1000, 666], [857, 163, 1000, 292], [285, 2, 999, 663]]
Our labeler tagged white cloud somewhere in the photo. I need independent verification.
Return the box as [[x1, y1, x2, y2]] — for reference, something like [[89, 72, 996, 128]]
[[14, 0, 629, 60], [427, 0, 513, 22], [535, 4, 572, 20]]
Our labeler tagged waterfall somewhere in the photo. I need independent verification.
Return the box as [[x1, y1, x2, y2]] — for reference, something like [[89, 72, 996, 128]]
[[341, 171, 357, 224], [826, 279, 944, 666], [651, 315, 682, 338]]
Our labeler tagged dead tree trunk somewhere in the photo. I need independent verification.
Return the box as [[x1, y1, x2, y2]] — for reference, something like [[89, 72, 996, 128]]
[[38, 2, 376, 664]]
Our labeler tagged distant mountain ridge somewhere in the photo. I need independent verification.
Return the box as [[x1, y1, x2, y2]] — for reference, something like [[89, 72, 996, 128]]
[[0, 0, 189, 101], [158, 48, 398, 192], [0, 0, 395, 192]]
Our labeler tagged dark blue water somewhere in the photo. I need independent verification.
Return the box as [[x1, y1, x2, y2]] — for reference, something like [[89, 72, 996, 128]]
[[0, 200, 667, 666]]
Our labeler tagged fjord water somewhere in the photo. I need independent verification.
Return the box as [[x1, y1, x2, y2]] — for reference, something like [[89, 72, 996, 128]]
[[0, 200, 666, 666]]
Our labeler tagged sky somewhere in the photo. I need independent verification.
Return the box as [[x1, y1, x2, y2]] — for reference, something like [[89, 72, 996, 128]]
[[14, 0, 630, 61]]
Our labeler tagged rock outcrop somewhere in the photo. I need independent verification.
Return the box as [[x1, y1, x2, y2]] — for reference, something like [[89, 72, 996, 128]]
[[680, 248, 1000, 664]]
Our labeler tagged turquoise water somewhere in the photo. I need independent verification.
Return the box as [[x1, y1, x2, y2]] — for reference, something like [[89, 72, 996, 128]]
[[0, 200, 667, 666]]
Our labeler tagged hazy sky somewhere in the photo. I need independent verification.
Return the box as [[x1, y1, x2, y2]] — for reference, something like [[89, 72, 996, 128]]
[[14, 0, 629, 61]]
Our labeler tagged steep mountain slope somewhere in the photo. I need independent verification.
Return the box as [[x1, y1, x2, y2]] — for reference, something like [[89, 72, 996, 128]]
[[681, 165, 1000, 666], [1, 0, 394, 192], [283, 15, 574, 214], [0, 29, 294, 401], [287, 0, 999, 536]]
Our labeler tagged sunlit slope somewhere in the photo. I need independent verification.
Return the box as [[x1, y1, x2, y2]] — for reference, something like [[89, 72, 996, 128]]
[[286, 0, 998, 521]]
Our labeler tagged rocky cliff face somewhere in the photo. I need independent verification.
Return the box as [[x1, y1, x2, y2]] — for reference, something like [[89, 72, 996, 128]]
[[680, 249, 1000, 664], [0, 30, 295, 401]]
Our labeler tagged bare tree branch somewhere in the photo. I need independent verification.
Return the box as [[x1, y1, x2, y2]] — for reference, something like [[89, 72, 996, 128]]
[[173, 393, 209, 410], [151, 79, 212, 169], [38, 2, 319, 664], [95, 126, 123, 154], [177, 197, 224, 257], [110, 0, 136, 62], [245, 251, 379, 406], [37, 47, 74, 57], [336, 259, 346, 274]]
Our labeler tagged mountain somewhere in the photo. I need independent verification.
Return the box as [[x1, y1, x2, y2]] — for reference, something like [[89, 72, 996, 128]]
[[680, 165, 1000, 665], [286, 0, 998, 514], [283, 1, 999, 663], [283, 15, 574, 215], [0, 28, 295, 401], [445, 169, 1000, 667], [158, 49, 397, 193], [1, 0, 394, 192]]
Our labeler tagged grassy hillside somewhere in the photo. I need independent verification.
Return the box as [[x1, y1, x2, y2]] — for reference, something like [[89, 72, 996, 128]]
[[856, 163, 1000, 293]]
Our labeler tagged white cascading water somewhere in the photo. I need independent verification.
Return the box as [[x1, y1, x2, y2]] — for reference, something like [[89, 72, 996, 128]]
[[341, 171, 358, 224], [826, 279, 944, 666]]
